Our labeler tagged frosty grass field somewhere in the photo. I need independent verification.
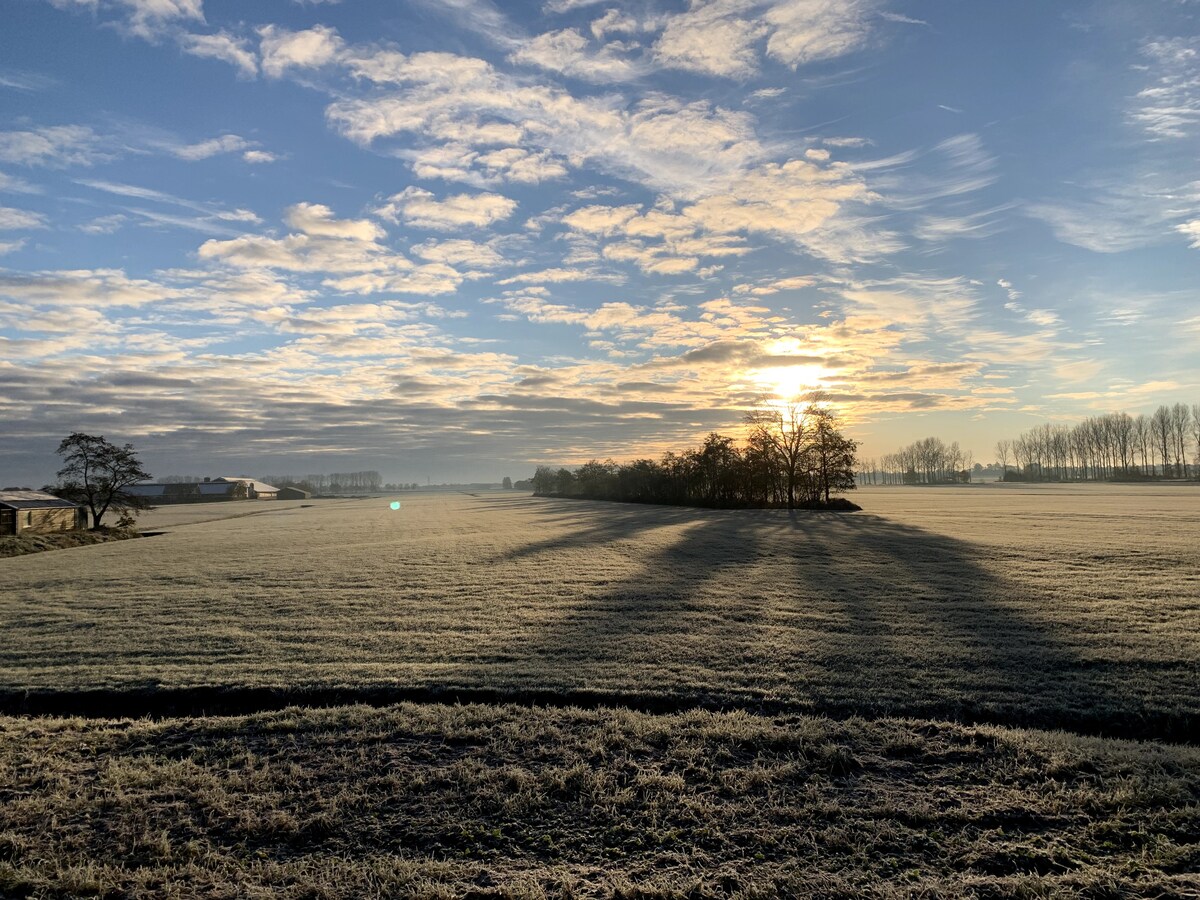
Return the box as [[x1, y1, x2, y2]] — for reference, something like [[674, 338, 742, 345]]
[[1, 485, 1198, 896]]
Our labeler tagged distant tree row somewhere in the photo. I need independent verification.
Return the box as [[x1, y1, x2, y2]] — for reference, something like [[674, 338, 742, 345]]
[[531, 401, 859, 509], [865, 437, 975, 485], [997, 404, 1200, 481], [262, 471, 383, 493]]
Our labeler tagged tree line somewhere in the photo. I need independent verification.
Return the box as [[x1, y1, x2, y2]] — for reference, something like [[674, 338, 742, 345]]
[[261, 472, 384, 493], [997, 403, 1199, 481], [531, 401, 859, 510], [864, 437, 975, 485], [866, 401, 1200, 486]]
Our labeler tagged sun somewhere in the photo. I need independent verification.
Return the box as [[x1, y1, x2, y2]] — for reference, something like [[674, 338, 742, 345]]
[[755, 363, 828, 401]]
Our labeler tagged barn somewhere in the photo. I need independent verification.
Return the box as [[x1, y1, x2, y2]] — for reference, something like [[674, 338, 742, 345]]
[[277, 486, 311, 500], [0, 490, 87, 535], [213, 477, 280, 500]]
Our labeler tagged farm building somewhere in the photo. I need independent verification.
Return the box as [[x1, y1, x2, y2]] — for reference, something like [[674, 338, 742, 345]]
[[0, 490, 87, 535], [277, 486, 311, 500], [126, 481, 247, 503], [213, 477, 279, 500]]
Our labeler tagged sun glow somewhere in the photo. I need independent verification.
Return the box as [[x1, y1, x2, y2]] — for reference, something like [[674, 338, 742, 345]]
[[755, 363, 828, 401]]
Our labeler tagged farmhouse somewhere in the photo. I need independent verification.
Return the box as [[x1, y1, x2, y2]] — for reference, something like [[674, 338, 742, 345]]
[[0, 490, 87, 535]]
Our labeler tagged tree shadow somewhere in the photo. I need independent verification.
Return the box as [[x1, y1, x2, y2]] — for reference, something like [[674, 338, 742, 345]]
[[452, 500, 1189, 741]]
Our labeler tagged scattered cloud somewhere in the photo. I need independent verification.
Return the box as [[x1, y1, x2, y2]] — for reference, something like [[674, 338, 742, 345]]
[[0, 125, 107, 167], [375, 187, 518, 230], [0, 207, 49, 230], [259, 24, 344, 78], [177, 31, 258, 78]]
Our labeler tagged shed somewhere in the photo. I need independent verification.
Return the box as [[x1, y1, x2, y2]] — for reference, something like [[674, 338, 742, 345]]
[[277, 486, 311, 500], [0, 490, 87, 535]]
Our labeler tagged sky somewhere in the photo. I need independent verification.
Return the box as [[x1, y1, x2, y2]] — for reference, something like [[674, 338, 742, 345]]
[[1, 0, 1198, 485]]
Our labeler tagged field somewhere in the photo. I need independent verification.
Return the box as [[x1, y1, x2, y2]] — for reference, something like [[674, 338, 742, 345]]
[[1, 486, 1198, 896]]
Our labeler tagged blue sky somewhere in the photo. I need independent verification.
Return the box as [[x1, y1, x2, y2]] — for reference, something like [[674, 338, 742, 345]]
[[1, 0, 1198, 484]]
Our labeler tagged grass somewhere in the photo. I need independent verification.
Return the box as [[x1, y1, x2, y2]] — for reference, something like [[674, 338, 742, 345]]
[[1, 486, 1197, 739], [1, 702, 1198, 898], [1, 485, 1198, 896]]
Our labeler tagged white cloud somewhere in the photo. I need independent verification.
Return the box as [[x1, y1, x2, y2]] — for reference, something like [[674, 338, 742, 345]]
[[375, 187, 517, 230], [242, 150, 278, 164], [80, 213, 128, 234], [510, 28, 643, 82], [1132, 38, 1199, 140], [171, 133, 252, 160], [0, 239, 26, 255], [284, 202, 385, 241], [119, 0, 203, 36], [1177, 219, 1200, 248], [178, 30, 258, 77], [259, 25, 344, 78], [0, 125, 106, 167], [0, 172, 40, 194], [411, 238, 507, 269], [764, 0, 880, 68], [0, 206, 49, 230], [654, 2, 767, 79], [0, 267, 184, 308]]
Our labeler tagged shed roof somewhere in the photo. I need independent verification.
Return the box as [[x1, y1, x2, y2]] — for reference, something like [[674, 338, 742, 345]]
[[0, 490, 81, 509]]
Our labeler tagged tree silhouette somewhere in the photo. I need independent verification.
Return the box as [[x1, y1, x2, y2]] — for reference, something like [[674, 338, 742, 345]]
[[54, 433, 151, 529]]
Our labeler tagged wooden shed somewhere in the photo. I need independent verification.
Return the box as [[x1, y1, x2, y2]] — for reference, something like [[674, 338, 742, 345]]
[[0, 490, 87, 535]]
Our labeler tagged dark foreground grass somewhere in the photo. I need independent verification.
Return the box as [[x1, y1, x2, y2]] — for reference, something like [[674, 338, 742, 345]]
[[2, 702, 1198, 899]]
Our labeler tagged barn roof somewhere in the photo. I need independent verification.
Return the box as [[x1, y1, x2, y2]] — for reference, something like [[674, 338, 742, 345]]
[[0, 490, 81, 509], [213, 477, 279, 493]]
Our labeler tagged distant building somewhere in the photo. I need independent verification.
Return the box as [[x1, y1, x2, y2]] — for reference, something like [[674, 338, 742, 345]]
[[213, 477, 279, 500], [0, 490, 87, 535], [276, 486, 311, 500]]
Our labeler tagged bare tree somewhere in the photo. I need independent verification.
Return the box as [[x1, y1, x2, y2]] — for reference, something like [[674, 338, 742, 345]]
[[53, 433, 151, 529], [746, 401, 808, 510]]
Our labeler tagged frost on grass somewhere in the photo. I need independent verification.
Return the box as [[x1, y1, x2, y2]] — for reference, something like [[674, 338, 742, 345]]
[[0, 485, 1198, 737], [0, 703, 1197, 898]]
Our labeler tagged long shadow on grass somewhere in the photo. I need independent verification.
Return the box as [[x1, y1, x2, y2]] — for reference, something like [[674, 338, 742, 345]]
[[474, 502, 1190, 742]]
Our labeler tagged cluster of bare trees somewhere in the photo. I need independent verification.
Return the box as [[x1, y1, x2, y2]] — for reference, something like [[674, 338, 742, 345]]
[[997, 403, 1199, 481], [263, 471, 383, 493], [532, 402, 859, 509], [864, 437, 975, 485]]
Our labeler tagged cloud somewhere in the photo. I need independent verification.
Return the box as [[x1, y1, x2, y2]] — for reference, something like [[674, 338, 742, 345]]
[[285, 202, 385, 241], [259, 25, 344, 78], [652, 0, 880, 79], [177, 31, 258, 77], [0, 172, 40, 194], [411, 238, 507, 269], [375, 187, 517, 230], [0, 207, 49, 230], [1177, 219, 1200, 248], [654, 3, 767, 79], [510, 28, 644, 82], [764, 0, 881, 67], [0, 125, 106, 167], [171, 133, 253, 160], [1132, 38, 1199, 140], [75, 178, 263, 232], [80, 213, 128, 234], [0, 239, 26, 255], [496, 267, 622, 285], [242, 150, 278, 164], [0, 268, 185, 308]]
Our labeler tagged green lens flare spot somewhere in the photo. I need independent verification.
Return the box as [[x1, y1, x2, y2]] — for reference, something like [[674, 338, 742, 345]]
[[389, 501, 401, 510]]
